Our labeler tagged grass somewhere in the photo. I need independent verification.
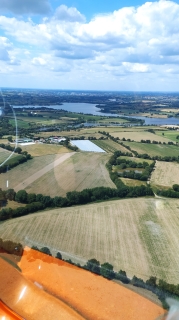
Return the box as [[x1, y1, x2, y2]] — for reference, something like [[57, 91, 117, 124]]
[[0, 147, 23, 165], [155, 130, 179, 142], [111, 131, 172, 143], [24, 152, 115, 197], [1, 197, 179, 284], [123, 141, 179, 157], [20, 144, 70, 157], [92, 140, 130, 153], [120, 178, 147, 187], [119, 156, 153, 164], [150, 161, 179, 188]]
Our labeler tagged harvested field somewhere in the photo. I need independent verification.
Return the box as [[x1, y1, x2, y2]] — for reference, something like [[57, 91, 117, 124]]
[[124, 141, 179, 157], [20, 144, 70, 157], [111, 131, 171, 143], [25, 152, 115, 197], [0, 153, 72, 190], [92, 139, 130, 153], [16, 248, 164, 320], [150, 161, 179, 187], [1, 198, 179, 284]]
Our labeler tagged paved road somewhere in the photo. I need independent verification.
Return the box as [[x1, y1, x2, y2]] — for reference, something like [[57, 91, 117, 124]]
[[14, 152, 75, 192]]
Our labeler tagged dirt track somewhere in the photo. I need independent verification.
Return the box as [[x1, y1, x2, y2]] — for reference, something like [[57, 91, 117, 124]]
[[14, 152, 75, 192]]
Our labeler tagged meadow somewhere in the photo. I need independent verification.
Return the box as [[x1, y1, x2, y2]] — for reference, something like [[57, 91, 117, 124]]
[[150, 161, 179, 188], [123, 141, 179, 157], [111, 131, 171, 143], [1, 198, 179, 284], [0, 147, 20, 165]]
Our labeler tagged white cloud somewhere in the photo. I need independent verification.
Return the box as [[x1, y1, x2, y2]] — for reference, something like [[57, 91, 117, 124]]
[[0, 0, 51, 15], [0, 1, 179, 90], [54, 5, 85, 22]]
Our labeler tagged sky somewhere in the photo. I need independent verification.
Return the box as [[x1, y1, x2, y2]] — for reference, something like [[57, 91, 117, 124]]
[[0, 0, 179, 91]]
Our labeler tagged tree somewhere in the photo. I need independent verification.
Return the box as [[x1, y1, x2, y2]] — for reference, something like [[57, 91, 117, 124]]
[[15, 190, 27, 203], [7, 136, 13, 142], [56, 252, 62, 260], [40, 247, 52, 256], [100, 262, 114, 279], [15, 147, 22, 154], [86, 258, 100, 274], [5, 189, 16, 201], [173, 184, 179, 192]]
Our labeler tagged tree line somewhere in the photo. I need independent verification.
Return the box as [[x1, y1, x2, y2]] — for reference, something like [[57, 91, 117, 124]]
[[113, 157, 155, 181], [0, 144, 32, 173]]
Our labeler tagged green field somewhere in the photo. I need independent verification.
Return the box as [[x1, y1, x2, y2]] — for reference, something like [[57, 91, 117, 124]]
[[123, 141, 179, 157], [155, 130, 179, 142], [0, 147, 23, 165], [92, 140, 130, 153], [1, 198, 179, 284]]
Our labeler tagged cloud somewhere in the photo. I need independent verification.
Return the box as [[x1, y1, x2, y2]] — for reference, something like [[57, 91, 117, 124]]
[[54, 5, 85, 22], [0, 0, 51, 15], [0, 37, 11, 61], [0, 1, 179, 90]]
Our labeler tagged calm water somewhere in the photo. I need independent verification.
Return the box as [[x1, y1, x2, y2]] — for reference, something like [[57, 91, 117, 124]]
[[14, 102, 179, 125]]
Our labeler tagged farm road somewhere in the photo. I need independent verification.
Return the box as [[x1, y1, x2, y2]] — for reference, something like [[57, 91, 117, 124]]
[[14, 152, 75, 192]]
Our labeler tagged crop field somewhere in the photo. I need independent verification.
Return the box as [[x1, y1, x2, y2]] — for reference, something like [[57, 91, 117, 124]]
[[123, 141, 179, 157], [20, 144, 70, 157], [25, 152, 115, 197], [150, 161, 179, 187], [0, 154, 67, 190], [1, 198, 179, 284], [34, 129, 103, 139], [111, 131, 171, 143], [92, 140, 130, 153], [155, 130, 179, 142]]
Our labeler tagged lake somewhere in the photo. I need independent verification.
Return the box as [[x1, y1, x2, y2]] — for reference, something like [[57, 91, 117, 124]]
[[14, 102, 179, 126]]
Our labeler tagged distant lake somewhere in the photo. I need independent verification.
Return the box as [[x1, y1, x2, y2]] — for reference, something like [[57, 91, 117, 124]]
[[14, 102, 179, 125]]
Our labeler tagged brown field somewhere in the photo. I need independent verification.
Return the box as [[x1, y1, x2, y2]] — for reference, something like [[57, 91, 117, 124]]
[[1, 198, 179, 284], [110, 131, 172, 143], [150, 161, 179, 187], [0, 153, 69, 190], [20, 143, 70, 157], [24, 152, 115, 197]]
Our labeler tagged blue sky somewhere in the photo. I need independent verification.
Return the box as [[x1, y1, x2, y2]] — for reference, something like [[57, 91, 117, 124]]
[[0, 0, 179, 91]]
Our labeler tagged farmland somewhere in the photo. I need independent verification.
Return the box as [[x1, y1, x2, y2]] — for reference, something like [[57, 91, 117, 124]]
[[0, 147, 20, 165], [20, 143, 70, 157], [110, 131, 171, 143], [1, 198, 179, 284], [123, 141, 179, 157], [150, 161, 179, 188], [0, 154, 66, 190], [92, 140, 130, 153], [24, 152, 115, 197]]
